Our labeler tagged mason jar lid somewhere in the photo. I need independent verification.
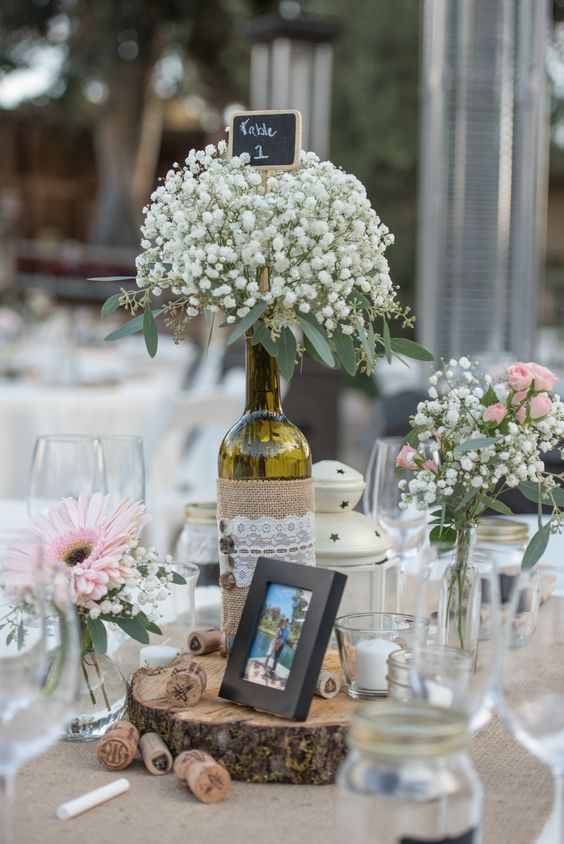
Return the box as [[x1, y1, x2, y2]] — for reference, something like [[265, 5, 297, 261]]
[[476, 517, 528, 545], [349, 701, 470, 759], [184, 501, 217, 524]]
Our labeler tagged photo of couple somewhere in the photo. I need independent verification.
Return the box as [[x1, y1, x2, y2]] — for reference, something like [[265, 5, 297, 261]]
[[244, 582, 312, 691]]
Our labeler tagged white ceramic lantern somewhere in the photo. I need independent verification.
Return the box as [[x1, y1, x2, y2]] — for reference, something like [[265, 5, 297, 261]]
[[313, 460, 400, 614]]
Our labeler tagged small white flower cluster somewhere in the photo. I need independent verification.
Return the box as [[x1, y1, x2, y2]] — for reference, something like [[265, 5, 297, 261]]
[[133, 142, 399, 343], [86, 542, 175, 625], [399, 358, 564, 515]]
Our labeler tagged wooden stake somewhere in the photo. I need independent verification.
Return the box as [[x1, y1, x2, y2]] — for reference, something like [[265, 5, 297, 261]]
[[259, 170, 270, 293]]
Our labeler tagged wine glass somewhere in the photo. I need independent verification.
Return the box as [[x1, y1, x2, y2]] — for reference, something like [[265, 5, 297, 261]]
[[499, 564, 564, 842], [28, 435, 104, 515], [0, 551, 81, 843], [98, 435, 145, 506], [409, 545, 503, 732], [364, 437, 429, 604]]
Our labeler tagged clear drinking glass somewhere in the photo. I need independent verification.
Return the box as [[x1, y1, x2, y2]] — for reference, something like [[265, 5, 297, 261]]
[[28, 434, 104, 515], [412, 545, 503, 732], [335, 612, 429, 699], [98, 435, 145, 506], [499, 564, 564, 842], [364, 437, 429, 605], [0, 554, 81, 844]]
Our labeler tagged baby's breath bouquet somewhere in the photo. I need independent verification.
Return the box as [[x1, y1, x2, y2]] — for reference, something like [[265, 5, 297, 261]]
[[102, 142, 431, 378]]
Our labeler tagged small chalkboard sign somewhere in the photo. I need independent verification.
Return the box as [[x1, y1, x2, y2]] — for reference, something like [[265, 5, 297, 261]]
[[227, 109, 301, 171]]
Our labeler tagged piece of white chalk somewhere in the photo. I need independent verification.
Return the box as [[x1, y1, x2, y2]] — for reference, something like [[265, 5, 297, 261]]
[[56, 778, 130, 820]]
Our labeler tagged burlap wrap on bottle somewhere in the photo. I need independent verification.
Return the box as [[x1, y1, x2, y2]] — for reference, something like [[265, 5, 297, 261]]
[[217, 477, 315, 636]]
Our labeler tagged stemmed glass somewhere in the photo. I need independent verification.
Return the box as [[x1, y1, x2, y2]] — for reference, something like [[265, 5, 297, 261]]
[[98, 435, 145, 506], [409, 545, 503, 733], [499, 564, 564, 842], [28, 435, 104, 515], [364, 437, 429, 604], [0, 553, 81, 844]]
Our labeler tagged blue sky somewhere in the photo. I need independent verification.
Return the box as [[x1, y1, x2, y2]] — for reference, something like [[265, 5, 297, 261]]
[[262, 582, 311, 621]]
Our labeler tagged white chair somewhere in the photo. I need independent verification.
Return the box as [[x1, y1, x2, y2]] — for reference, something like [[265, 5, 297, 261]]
[[145, 387, 243, 555]]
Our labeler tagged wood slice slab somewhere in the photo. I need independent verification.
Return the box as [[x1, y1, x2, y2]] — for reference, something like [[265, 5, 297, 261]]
[[128, 650, 357, 785]]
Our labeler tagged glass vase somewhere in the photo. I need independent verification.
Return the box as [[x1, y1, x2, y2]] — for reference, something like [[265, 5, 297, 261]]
[[438, 525, 481, 654], [64, 649, 127, 741]]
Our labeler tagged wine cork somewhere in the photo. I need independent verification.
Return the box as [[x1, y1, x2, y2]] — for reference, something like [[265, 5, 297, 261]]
[[166, 671, 203, 707], [96, 721, 139, 771], [315, 671, 341, 699], [174, 750, 231, 804], [139, 732, 173, 775], [171, 660, 207, 692], [187, 628, 222, 656]]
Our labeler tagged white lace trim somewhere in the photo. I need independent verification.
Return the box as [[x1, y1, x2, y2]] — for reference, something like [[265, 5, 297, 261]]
[[222, 512, 315, 587]]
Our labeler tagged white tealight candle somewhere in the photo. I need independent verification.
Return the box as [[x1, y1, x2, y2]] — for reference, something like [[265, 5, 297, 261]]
[[356, 638, 400, 692], [139, 645, 180, 669], [424, 679, 454, 708]]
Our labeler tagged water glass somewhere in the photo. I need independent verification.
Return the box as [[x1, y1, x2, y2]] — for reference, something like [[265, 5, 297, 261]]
[[98, 435, 145, 505], [0, 554, 81, 842], [28, 434, 103, 515], [335, 612, 429, 699], [499, 565, 564, 842]]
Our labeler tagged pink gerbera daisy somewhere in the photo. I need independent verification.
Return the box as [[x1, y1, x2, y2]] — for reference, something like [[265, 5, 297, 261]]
[[2, 492, 151, 606]]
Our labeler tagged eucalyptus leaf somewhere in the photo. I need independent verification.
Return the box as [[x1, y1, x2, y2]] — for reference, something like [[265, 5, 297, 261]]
[[389, 337, 434, 362], [297, 315, 335, 367], [87, 618, 108, 654], [143, 306, 158, 358], [117, 617, 150, 644], [482, 496, 513, 516], [226, 302, 268, 346], [101, 294, 122, 318], [519, 480, 564, 508], [253, 321, 280, 357], [88, 276, 136, 282], [333, 328, 357, 376], [402, 428, 420, 449], [105, 309, 163, 342], [429, 525, 457, 546], [382, 317, 392, 364], [144, 621, 163, 636], [170, 572, 186, 585], [522, 523, 551, 571], [278, 327, 297, 381], [453, 436, 501, 454], [17, 620, 25, 649]]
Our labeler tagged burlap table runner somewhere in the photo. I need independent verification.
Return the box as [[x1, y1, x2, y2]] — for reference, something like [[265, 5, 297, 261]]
[[14, 713, 552, 844]]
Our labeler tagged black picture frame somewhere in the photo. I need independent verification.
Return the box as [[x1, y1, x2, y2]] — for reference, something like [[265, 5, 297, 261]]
[[219, 557, 346, 721]]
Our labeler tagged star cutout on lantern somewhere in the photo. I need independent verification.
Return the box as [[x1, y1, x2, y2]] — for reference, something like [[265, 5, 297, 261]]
[[340, 501, 349, 509], [374, 530, 380, 537], [329, 533, 340, 542], [336, 468, 345, 474]]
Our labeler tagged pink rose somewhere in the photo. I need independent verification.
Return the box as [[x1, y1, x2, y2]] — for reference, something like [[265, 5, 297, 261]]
[[516, 405, 527, 423], [396, 445, 417, 469], [483, 403, 507, 425], [511, 390, 528, 406], [423, 459, 438, 474], [527, 362, 558, 392], [507, 362, 533, 392], [529, 393, 553, 420]]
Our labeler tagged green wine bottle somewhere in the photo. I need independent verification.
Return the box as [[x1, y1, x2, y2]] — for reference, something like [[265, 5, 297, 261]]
[[218, 333, 311, 480], [217, 332, 315, 641]]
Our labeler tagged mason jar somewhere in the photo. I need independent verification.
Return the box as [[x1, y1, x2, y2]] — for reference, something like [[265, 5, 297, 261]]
[[337, 702, 482, 844], [175, 502, 220, 626]]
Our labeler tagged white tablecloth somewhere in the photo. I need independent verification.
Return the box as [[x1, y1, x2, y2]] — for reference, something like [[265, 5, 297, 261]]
[[0, 338, 193, 498]]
